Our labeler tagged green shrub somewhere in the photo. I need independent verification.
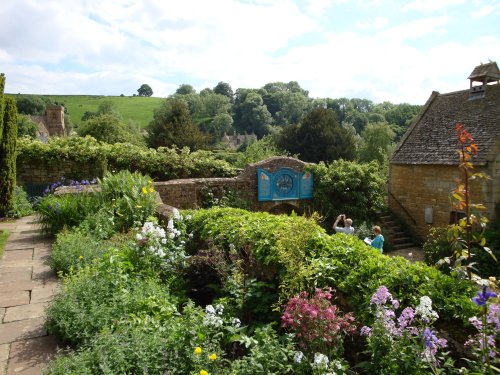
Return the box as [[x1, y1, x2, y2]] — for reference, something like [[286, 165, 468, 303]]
[[188, 208, 478, 325], [8, 186, 33, 218], [49, 227, 107, 275], [311, 160, 386, 225], [36, 192, 99, 235], [46, 259, 177, 345], [97, 170, 158, 232]]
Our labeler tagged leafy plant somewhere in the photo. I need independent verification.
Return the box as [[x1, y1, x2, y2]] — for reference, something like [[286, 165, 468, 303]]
[[8, 186, 33, 218], [445, 122, 495, 280]]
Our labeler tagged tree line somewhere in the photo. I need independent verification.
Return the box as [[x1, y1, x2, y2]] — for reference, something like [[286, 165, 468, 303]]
[[12, 81, 421, 165]]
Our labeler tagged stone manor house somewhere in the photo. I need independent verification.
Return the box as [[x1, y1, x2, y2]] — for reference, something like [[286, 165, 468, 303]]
[[29, 105, 66, 140], [389, 62, 500, 240]]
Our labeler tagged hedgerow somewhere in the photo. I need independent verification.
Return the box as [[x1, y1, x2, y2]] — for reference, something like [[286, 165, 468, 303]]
[[17, 136, 238, 181]]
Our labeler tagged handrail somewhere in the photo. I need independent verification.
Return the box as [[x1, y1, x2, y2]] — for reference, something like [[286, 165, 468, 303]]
[[388, 190, 417, 225]]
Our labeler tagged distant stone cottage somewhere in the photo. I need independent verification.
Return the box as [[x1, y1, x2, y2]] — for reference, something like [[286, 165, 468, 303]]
[[221, 131, 257, 149], [389, 62, 500, 240], [29, 105, 66, 141]]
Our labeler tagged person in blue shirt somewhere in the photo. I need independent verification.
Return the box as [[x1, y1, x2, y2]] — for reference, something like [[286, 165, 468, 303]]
[[364, 226, 384, 253]]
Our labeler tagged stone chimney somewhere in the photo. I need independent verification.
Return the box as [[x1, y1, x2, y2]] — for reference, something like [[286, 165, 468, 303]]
[[45, 105, 65, 136]]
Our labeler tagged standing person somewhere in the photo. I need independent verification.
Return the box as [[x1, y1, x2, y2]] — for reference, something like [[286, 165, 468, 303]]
[[332, 214, 354, 235], [364, 226, 384, 253]]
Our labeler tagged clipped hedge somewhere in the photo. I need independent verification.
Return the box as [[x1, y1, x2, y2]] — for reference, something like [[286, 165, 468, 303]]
[[17, 136, 238, 181], [187, 207, 478, 325]]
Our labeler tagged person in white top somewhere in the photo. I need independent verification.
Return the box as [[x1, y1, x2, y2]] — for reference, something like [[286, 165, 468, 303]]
[[332, 214, 354, 235]]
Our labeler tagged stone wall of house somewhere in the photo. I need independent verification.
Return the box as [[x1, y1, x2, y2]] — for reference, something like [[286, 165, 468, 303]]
[[154, 157, 314, 213], [389, 163, 498, 240], [17, 160, 105, 186]]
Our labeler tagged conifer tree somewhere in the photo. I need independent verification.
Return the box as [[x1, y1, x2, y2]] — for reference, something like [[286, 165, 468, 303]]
[[0, 75, 18, 216]]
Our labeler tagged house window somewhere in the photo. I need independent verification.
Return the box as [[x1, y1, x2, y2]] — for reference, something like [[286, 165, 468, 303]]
[[449, 211, 466, 224]]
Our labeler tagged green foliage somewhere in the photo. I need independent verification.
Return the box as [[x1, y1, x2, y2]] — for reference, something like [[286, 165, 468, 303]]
[[228, 326, 295, 374], [311, 160, 386, 223], [8, 186, 33, 218], [36, 192, 100, 235], [423, 226, 450, 267], [49, 227, 107, 275], [0, 230, 9, 258], [17, 114, 38, 138], [146, 98, 211, 150], [0, 97, 18, 216], [359, 122, 396, 164], [97, 170, 158, 232], [233, 90, 273, 138], [17, 136, 238, 181], [78, 113, 144, 146], [199, 186, 250, 210], [277, 108, 356, 163], [234, 135, 288, 168], [45, 259, 177, 345], [137, 83, 153, 97], [188, 208, 478, 325], [13, 94, 51, 115]]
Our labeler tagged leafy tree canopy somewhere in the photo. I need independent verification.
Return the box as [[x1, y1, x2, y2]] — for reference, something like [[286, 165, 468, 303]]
[[175, 84, 195, 95], [137, 84, 153, 97], [78, 113, 144, 146]]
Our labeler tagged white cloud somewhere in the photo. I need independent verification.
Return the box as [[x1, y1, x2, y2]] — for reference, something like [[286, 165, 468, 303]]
[[471, 5, 497, 18], [402, 0, 465, 12]]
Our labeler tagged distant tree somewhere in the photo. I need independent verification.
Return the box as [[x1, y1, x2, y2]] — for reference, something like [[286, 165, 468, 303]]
[[15, 95, 51, 115], [277, 108, 355, 163], [137, 84, 153, 97], [175, 84, 195, 95], [384, 103, 420, 127], [359, 122, 395, 164], [78, 113, 144, 146], [81, 100, 122, 122], [213, 81, 234, 102], [0, 94, 18, 216], [17, 114, 38, 138], [346, 112, 369, 134], [233, 90, 272, 138], [146, 98, 210, 150], [200, 112, 233, 140]]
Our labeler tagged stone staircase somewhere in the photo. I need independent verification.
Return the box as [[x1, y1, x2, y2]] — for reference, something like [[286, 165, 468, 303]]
[[379, 214, 415, 250]]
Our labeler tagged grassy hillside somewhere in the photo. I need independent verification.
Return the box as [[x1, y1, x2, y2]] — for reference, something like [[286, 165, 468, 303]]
[[6, 94, 164, 128]]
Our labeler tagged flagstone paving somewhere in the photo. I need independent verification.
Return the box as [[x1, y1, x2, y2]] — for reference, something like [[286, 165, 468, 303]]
[[0, 216, 60, 375]]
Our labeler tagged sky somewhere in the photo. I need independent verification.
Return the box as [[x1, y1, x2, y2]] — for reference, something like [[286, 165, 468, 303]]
[[1, 0, 499, 104]]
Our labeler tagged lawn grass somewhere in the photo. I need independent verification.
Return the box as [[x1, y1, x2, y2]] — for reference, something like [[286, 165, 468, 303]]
[[0, 230, 10, 258], [6, 94, 165, 129]]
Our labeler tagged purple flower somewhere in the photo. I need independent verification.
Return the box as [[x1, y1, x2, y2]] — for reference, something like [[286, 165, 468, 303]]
[[398, 307, 415, 331], [360, 326, 372, 336], [370, 286, 394, 306], [472, 286, 497, 306], [487, 304, 500, 332], [422, 327, 447, 359]]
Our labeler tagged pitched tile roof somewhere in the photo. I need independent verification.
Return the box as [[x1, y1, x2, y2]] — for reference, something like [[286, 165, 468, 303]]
[[390, 84, 500, 165]]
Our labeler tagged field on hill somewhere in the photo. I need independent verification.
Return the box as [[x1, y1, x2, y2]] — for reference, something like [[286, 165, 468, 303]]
[[7, 94, 165, 128]]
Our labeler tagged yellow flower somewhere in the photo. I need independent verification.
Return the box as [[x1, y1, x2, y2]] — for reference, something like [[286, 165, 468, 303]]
[[194, 347, 202, 355], [148, 179, 153, 185], [142, 187, 148, 194], [149, 187, 154, 193], [79, 255, 83, 260], [208, 353, 217, 361], [200, 370, 208, 375]]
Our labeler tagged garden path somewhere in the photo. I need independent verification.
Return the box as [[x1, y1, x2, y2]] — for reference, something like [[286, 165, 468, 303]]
[[0, 216, 60, 375]]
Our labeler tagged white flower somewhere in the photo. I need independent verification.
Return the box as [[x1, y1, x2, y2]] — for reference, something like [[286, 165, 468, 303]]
[[186, 214, 192, 220], [168, 232, 175, 239], [415, 296, 439, 323], [231, 317, 241, 328], [294, 351, 304, 363], [135, 233, 143, 241], [157, 249, 165, 257], [172, 208, 181, 220], [215, 304, 224, 315], [205, 305, 216, 315], [167, 219, 174, 230], [313, 353, 329, 370], [161, 238, 167, 245]]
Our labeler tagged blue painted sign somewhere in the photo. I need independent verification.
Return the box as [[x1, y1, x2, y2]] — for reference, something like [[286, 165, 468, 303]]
[[258, 168, 314, 201]]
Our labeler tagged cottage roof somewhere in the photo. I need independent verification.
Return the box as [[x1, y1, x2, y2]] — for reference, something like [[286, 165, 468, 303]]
[[390, 83, 500, 165]]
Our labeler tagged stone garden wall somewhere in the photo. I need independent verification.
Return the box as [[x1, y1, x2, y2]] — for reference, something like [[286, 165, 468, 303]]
[[154, 157, 314, 213]]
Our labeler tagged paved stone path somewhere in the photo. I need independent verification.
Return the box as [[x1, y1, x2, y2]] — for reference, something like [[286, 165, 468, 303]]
[[0, 216, 60, 375], [387, 246, 425, 262]]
